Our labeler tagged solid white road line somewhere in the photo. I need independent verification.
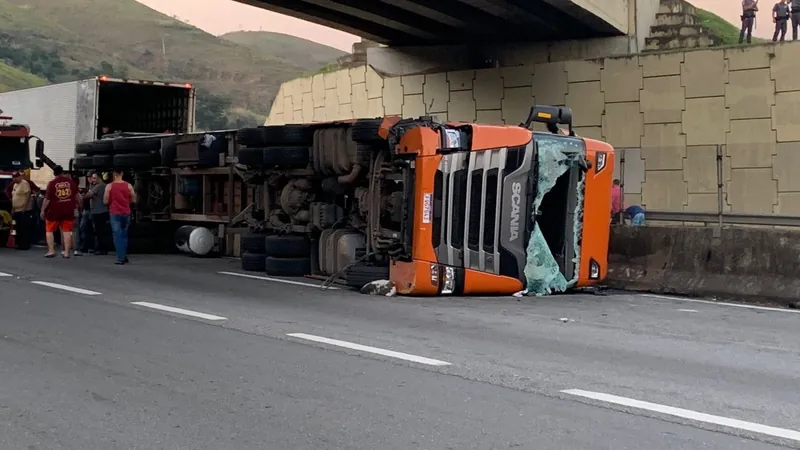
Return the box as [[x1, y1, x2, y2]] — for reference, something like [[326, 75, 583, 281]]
[[643, 293, 800, 314], [0, 272, 12, 277], [562, 389, 800, 442], [287, 333, 452, 366], [131, 302, 227, 321], [218, 271, 339, 290], [31, 281, 102, 296]]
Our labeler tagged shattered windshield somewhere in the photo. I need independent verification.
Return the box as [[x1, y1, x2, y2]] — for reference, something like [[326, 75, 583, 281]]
[[0, 136, 31, 171], [523, 134, 586, 296]]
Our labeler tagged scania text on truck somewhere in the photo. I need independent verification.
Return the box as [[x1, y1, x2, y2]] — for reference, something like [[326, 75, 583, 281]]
[[235, 105, 615, 296]]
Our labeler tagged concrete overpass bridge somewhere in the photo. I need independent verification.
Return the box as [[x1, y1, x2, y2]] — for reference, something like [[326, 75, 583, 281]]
[[234, 0, 629, 46]]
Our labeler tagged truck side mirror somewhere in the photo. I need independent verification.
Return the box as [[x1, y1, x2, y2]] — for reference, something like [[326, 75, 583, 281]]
[[35, 140, 44, 158]]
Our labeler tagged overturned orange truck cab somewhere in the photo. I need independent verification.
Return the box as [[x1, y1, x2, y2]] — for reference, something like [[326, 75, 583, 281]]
[[383, 106, 615, 296]]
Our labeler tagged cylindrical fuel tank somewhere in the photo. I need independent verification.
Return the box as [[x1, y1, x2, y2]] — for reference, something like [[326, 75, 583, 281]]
[[174, 225, 215, 256]]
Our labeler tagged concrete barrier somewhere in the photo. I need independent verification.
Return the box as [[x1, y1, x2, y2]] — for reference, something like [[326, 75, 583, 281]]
[[606, 226, 800, 306]]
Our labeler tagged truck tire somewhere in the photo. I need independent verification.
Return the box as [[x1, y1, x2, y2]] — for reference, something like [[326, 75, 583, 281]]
[[73, 156, 94, 170], [264, 234, 309, 258], [113, 152, 158, 169], [92, 139, 116, 154], [75, 142, 94, 155], [113, 136, 162, 153], [237, 127, 267, 147], [262, 146, 310, 167], [92, 154, 114, 169], [241, 251, 267, 272], [241, 232, 267, 254], [344, 263, 390, 289], [351, 119, 383, 143], [263, 125, 313, 146], [265, 256, 310, 277], [237, 147, 264, 167]]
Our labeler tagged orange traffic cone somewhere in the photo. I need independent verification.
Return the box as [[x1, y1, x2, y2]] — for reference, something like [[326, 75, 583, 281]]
[[6, 219, 15, 248]]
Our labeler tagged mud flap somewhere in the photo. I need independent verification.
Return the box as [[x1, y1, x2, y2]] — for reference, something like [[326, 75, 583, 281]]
[[523, 142, 585, 296]]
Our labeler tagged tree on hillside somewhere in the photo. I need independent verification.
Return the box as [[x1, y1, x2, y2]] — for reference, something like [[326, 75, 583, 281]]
[[195, 89, 231, 130]]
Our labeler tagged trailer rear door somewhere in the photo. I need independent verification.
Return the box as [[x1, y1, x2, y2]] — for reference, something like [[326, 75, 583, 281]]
[[95, 77, 195, 138]]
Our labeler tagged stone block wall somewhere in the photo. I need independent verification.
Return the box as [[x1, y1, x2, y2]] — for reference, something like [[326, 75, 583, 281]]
[[265, 42, 800, 217]]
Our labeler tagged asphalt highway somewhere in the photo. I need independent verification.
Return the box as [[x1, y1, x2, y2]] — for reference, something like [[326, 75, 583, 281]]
[[1, 249, 798, 449]]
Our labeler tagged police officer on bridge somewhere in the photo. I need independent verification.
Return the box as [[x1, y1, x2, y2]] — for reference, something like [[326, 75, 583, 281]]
[[790, 0, 800, 39], [773, 0, 790, 41], [740, 0, 759, 44]]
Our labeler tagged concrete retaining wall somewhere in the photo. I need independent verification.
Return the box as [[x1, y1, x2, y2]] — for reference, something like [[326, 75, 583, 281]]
[[266, 42, 800, 218], [607, 226, 800, 305]]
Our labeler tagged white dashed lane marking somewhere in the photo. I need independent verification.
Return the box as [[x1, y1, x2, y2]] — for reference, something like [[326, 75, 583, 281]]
[[0, 272, 12, 277], [562, 389, 800, 442], [131, 301, 227, 321], [31, 281, 102, 296], [643, 294, 800, 314], [287, 333, 451, 367], [219, 271, 339, 290]]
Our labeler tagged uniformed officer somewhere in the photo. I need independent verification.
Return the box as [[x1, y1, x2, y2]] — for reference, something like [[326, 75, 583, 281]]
[[740, 0, 759, 43], [774, 0, 790, 41], [790, 0, 800, 39]]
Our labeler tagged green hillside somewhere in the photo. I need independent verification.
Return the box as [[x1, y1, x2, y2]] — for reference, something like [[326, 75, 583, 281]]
[[696, 8, 765, 45], [0, 0, 313, 128], [222, 31, 346, 72], [0, 61, 47, 93]]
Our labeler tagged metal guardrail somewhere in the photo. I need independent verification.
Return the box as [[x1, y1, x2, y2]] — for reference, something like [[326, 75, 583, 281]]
[[644, 211, 800, 227], [616, 144, 800, 228]]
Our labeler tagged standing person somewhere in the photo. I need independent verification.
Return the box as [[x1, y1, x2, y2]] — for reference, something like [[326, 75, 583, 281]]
[[774, 0, 790, 41], [83, 172, 110, 255], [610, 179, 623, 224], [41, 165, 79, 258], [740, 0, 760, 43], [103, 169, 136, 265], [791, 0, 800, 38], [9, 171, 33, 250]]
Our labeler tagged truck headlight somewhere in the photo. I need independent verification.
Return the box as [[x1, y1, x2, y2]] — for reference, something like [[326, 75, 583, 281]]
[[589, 259, 601, 280], [595, 152, 607, 174], [441, 266, 456, 295]]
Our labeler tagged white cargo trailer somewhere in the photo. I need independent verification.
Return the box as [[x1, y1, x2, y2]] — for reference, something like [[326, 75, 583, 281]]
[[0, 76, 196, 169]]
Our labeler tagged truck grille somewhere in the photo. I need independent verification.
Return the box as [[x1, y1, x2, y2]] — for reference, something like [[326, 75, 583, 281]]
[[434, 148, 509, 274]]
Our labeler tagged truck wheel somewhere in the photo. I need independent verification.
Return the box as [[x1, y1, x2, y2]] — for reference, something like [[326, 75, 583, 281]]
[[263, 125, 313, 146], [75, 142, 95, 155], [237, 147, 265, 167], [237, 127, 267, 147], [262, 146, 310, 167], [265, 256, 310, 277], [113, 137, 162, 153], [92, 154, 114, 169], [351, 119, 383, 143], [241, 232, 267, 254], [344, 263, 391, 289], [264, 234, 309, 258], [241, 251, 267, 272], [73, 156, 94, 170], [113, 152, 159, 169]]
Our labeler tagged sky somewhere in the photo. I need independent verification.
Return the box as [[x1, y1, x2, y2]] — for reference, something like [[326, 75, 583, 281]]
[[135, 0, 360, 51], [135, 0, 763, 49]]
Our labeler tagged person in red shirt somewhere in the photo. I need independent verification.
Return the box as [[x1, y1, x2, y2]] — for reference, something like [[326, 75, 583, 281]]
[[610, 179, 623, 224], [103, 168, 137, 265], [41, 165, 80, 258]]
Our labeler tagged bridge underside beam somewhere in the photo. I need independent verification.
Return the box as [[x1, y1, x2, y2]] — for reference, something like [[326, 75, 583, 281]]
[[234, 0, 624, 46]]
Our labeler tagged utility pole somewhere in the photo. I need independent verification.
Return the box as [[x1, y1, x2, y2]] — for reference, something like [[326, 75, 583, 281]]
[[162, 34, 169, 77]]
